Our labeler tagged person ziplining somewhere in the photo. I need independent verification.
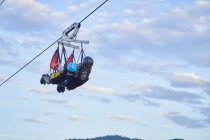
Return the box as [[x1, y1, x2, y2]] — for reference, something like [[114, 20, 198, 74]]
[[0, 0, 109, 93], [40, 22, 94, 93]]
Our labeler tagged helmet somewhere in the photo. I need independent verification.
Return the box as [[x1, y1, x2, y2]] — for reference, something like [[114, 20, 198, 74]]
[[67, 62, 77, 73], [83, 56, 94, 68]]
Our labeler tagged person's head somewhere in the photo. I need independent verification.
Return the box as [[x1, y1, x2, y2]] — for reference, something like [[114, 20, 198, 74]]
[[83, 56, 94, 68], [67, 62, 77, 73]]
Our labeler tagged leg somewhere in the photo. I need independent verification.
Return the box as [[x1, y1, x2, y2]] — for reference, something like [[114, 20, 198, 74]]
[[57, 84, 65, 93], [40, 74, 50, 85]]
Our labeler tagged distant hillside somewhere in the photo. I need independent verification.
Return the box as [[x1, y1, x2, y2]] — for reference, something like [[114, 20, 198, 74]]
[[65, 135, 184, 140], [65, 135, 142, 140]]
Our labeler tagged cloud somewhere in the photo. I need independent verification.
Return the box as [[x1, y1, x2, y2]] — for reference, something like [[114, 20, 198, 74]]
[[80, 84, 157, 104], [198, 106, 210, 124], [65, 103, 79, 109], [204, 88, 210, 97], [42, 112, 60, 116], [30, 87, 54, 94], [98, 97, 112, 103], [169, 72, 210, 88], [142, 85, 203, 104], [23, 118, 45, 124], [122, 9, 135, 17], [44, 99, 67, 105], [117, 93, 160, 106], [116, 93, 141, 102], [69, 115, 83, 122], [67, 5, 79, 12], [65, 0, 108, 23], [0, 0, 69, 73], [80, 83, 159, 106], [0, 36, 45, 66], [0, 0, 68, 32], [80, 82, 203, 107], [109, 114, 140, 125], [162, 112, 206, 129], [126, 62, 182, 76], [79, 94, 112, 104], [81, 84, 116, 94], [0, 76, 4, 82], [0, 36, 19, 59], [0, 101, 14, 107], [195, 0, 210, 9], [124, 83, 203, 105], [87, 0, 210, 69], [123, 83, 146, 91]]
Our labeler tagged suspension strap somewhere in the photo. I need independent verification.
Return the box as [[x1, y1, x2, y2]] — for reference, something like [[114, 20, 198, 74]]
[[57, 45, 61, 64], [60, 43, 67, 63], [77, 43, 85, 64], [73, 49, 76, 63]]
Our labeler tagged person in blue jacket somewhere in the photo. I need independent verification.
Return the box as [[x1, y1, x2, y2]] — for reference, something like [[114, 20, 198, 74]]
[[57, 56, 94, 93]]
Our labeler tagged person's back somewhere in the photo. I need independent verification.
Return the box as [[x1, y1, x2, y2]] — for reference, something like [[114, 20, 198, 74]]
[[66, 56, 94, 90]]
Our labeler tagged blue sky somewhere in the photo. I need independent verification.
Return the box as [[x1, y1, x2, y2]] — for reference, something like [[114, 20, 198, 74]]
[[0, 0, 210, 140]]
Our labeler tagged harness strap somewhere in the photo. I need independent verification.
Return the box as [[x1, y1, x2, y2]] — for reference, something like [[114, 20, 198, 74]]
[[77, 43, 85, 64], [61, 43, 67, 63]]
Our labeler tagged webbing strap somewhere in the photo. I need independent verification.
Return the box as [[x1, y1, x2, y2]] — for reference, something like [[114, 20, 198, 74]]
[[77, 43, 85, 64], [61, 43, 67, 63]]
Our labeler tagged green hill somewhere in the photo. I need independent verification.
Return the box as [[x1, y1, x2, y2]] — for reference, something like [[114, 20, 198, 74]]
[[65, 135, 142, 140], [65, 135, 184, 140]]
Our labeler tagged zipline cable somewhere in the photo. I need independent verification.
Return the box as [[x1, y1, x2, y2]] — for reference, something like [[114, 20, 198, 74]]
[[0, 0, 108, 87], [0, 37, 62, 87], [79, 0, 108, 24], [0, 0, 5, 6]]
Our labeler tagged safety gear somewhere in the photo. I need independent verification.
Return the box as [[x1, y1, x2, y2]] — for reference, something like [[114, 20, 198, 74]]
[[67, 62, 77, 73], [50, 71, 60, 80], [83, 56, 94, 68]]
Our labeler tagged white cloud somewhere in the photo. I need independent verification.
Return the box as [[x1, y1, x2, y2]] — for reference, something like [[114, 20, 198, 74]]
[[193, 16, 209, 33], [109, 114, 139, 124], [122, 9, 135, 16], [0, 101, 14, 107], [0, 0, 68, 32], [65, 103, 79, 109], [30, 87, 54, 94], [42, 112, 60, 116], [67, 5, 79, 12], [82, 84, 116, 94], [86, 0, 210, 69], [123, 83, 147, 90], [0, 76, 4, 82], [195, 0, 210, 9], [111, 20, 137, 33], [169, 72, 209, 88], [69, 115, 83, 122], [96, 11, 108, 18], [44, 99, 67, 105]]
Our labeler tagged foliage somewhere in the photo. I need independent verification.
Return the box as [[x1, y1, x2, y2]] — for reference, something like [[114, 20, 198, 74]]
[[65, 135, 142, 140], [65, 135, 185, 140]]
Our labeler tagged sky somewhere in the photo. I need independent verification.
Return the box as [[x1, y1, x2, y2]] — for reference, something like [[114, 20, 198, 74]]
[[0, 0, 210, 140]]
